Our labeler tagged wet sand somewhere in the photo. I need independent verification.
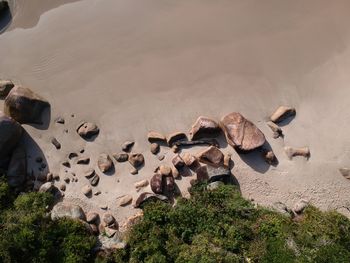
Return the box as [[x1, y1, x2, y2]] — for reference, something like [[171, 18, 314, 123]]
[[1, 0, 350, 225]]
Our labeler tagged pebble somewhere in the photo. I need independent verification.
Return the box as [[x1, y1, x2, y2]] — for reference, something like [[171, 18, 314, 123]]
[[77, 157, 90, 165], [82, 185, 92, 196], [51, 137, 61, 150], [122, 141, 135, 152], [62, 161, 70, 168], [158, 154, 165, 161], [119, 195, 133, 206], [150, 143, 160, 154], [113, 152, 129, 162], [130, 168, 138, 175], [59, 184, 66, 191]]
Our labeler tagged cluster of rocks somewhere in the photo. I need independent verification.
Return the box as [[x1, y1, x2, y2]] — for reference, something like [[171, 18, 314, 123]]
[[267, 106, 310, 160], [0, 81, 50, 189]]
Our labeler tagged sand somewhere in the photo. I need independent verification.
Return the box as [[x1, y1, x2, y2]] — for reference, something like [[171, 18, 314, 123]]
[[1, 0, 350, 227]]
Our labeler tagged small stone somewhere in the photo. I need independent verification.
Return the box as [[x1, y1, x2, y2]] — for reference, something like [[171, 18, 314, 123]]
[[103, 213, 115, 226], [172, 145, 180, 153], [159, 165, 172, 176], [94, 190, 101, 196], [100, 205, 108, 210], [62, 161, 71, 168], [293, 199, 309, 214], [63, 176, 70, 183], [77, 121, 99, 139], [86, 212, 99, 223], [263, 150, 277, 165], [84, 168, 95, 178], [64, 129, 68, 133], [339, 168, 350, 179], [270, 106, 296, 123], [98, 154, 113, 173], [77, 157, 90, 165], [128, 153, 144, 168], [59, 184, 66, 191], [147, 131, 166, 143], [113, 152, 129, 162], [80, 149, 85, 153], [196, 146, 224, 167], [0, 80, 14, 98], [134, 179, 149, 190], [172, 154, 185, 169], [158, 154, 165, 161], [51, 137, 61, 150], [266, 121, 283, 139], [130, 168, 138, 175], [89, 174, 100, 186], [53, 174, 60, 180], [35, 157, 43, 163], [68, 152, 78, 159], [82, 185, 92, 196], [172, 167, 180, 179], [122, 141, 135, 152], [46, 173, 53, 181], [55, 117, 65, 124], [119, 195, 133, 206], [182, 152, 198, 168], [167, 132, 187, 147], [150, 143, 160, 154]]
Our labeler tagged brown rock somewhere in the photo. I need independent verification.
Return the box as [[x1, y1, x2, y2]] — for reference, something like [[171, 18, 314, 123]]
[[159, 165, 172, 177], [0, 112, 23, 163], [128, 153, 144, 168], [172, 154, 185, 169], [38, 182, 54, 193], [224, 153, 232, 168], [130, 168, 138, 175], [172, 145, 180, 153], [59, 183, 66, 191], [182, 152, 198, 168], [263, 150, 277, 165], [51, 137, 61, 150], [82, 185, 92, 196], [165, 176, 175, 192], [172, 167, 180, 179], [113, 152, 129, 162], [147, 131, 166, 143], [86, 212, 99, 223], [77, 121, 99, 139], [77, 157, 90, 165], [150, 173, 163, 194], [84, 168, 95, 178], [0, 80, 14, 99], [90, 224, 99, 235], [68, 152, 78, 159], [158, 154, 165, 161], [270, 106, 296, 123], [340, 168, 350, 179], [98, 153, 113, 173], [197, 146, 224, 167], [103, 213, 115, 226], [119, 195, 133, 206], [62, 161, 70, 168], [196, 166, 209, 182], [46, 173, 53, 182], [134, 179, 149, 191], [7, 146, 27, 187], [189, 116, 221, 140], [89, 174, 100, 186], [4, 86, 50, 124], [266, 121, 283, 139], [220, 112, 265, 151], [122, 141, 134, 152], [150, 143, 160, 154], [167, 132, 187, 147]]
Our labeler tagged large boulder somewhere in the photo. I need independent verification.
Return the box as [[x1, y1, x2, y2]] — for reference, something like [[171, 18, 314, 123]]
[[51, 202, 86, 221], [196, 146, 224, 167], [4, 86, 50, 124], [134, 192, 168, 208], [0, 112, 22, 164], [7, 146, 26, 187], [189, 116, 221, 140], [220, 112, 265, 151]]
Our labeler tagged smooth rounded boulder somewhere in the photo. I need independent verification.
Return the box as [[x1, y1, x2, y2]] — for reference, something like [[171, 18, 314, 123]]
[[7, 146, 26, 187], [4, 86, 50, 124], [220, 112, 265, 151], [0, 112, 22, 164], [51, 202, 86, 221]]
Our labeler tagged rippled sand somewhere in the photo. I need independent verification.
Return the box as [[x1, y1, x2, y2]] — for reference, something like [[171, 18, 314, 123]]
[[1, 0, 350, 223]]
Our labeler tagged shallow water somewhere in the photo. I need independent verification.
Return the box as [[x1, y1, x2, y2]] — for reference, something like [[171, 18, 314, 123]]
[[1, 0, 350, 217]]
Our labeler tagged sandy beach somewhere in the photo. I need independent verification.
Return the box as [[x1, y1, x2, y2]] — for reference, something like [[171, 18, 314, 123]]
[[1, 0, 350, 229]]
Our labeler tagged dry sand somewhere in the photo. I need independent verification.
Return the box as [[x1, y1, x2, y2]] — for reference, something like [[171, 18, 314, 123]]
[[1, 0, 350, 227]]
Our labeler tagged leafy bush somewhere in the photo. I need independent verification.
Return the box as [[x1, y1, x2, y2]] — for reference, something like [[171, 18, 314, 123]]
[[114, 184, 350, 263]]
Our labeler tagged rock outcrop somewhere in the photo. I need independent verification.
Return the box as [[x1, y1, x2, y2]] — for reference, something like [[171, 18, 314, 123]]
[[4, 86, 50, 124], [220, 112, 265, 151], [51, 202, 86, 221]]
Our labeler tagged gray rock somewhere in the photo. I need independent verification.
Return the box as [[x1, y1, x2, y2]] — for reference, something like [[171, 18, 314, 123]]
[[51, 202, 86, 221], [4, 86, 50, 124], [103, 213, 115, 226], [98, 153, 113, 173], [39, 182, 54, 193], [76, 121, 99, 139], [7, 146, 27, 187], [206, 181, 224, 191], [0, 112, 23, 163]]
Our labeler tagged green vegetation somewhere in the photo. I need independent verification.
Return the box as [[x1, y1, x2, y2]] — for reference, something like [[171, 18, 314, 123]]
[[113, 184, 350, 263], [0, 174, 96, 263], [1, 172, 350, 263]]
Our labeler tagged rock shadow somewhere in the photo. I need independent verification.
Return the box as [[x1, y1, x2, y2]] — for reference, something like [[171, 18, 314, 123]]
[[30, 106, 51, 131], [276, 114, 296, 127]]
